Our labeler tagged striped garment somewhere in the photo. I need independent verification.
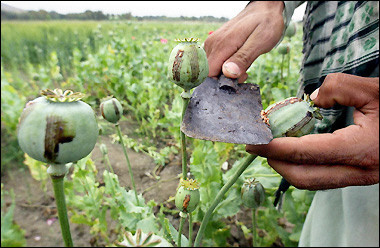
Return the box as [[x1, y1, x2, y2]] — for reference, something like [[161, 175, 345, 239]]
[[284, 1, 379, 133], [281, 1, 379, 247]]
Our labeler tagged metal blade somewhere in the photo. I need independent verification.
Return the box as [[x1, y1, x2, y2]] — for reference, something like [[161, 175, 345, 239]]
[[181, 76, 273, 145]]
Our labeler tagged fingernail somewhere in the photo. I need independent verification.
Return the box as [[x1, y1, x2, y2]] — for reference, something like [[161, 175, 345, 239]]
[[310, 88, 319, 100], [223, 62, 240, 76]]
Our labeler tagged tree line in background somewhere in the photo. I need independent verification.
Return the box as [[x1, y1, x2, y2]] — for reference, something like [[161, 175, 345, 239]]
[[1, 9, 229, 22]]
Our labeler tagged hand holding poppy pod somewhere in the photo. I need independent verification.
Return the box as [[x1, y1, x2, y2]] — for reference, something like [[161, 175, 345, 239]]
[[246, 73, 379, 190]]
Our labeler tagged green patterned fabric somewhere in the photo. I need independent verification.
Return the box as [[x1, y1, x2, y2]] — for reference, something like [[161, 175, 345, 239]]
[[281, 1, 379, 247], [284, 1, 379, 133]]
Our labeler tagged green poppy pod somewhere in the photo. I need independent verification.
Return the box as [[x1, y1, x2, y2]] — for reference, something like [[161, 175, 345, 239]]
[[241, 178, 266, 209], [17, 89, 99, 165], [100, 98, 123, 124], [285, 21, 297, 38], [175, 178, 200, 213], [167, 38, 209, 91], [277, 43, 290, 55], [261, 95, 323, 138]]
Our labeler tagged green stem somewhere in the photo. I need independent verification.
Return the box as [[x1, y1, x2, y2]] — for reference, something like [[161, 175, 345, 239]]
[[194, 154, 258, 247], [287, 49, 291, 81], [103, 154, 114, 174], [188, 213, 193, 247], [178, 215, 186, 247], [256, 58, 262, 83], [115, 123, 139, 205], [252, 208, 257, 247], [280, 54, 284, 82], [181, 91, 190, 180], [287, 38, 292, 81], [50, 175, 73, 247]]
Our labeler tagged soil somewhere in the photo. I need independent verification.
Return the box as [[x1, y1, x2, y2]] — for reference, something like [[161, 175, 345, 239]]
[[1, 119, 273, 247]]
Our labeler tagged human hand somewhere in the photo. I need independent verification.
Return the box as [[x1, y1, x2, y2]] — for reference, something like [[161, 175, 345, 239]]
[[204, 1, 285, 83], [246, 73, 379, 190]]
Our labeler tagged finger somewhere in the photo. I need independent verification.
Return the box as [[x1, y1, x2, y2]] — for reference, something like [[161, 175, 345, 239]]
[[237, 72, 248, 84], [267, 158, 379, 190], [246, 124, 372, 167], [223, 18, 284, 76], [311, 73, 379, 109], [206, 22, 259, 78]]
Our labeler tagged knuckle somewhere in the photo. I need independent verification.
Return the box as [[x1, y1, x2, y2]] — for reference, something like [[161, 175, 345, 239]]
[[323, 73, 344, 90], [234, 50, 253, 69], [245, 145, 253, 153], [292, 150, 317, 164]]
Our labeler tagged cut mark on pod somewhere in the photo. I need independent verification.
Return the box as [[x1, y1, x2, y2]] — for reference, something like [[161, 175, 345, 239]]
[[44, 115, 75, 163], [285, 111, 313, 137], [189, 46, 199, 83], [172, 49, 184, 82], [112, 99, 120, 118], [265, 97, 302, 115], [182, 194, 191, 212], [100, 103, 105, 119]]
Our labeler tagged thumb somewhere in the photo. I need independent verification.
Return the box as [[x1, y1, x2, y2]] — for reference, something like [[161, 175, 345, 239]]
[[310, 73, 379, 109], [222, 23, 283, 78]]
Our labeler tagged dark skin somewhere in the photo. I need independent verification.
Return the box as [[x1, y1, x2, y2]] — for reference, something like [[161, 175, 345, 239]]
[[204, 2, 379, 190]]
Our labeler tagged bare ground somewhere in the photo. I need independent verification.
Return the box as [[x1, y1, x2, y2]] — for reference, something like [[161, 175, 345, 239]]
[[1, 119, 275, 247]]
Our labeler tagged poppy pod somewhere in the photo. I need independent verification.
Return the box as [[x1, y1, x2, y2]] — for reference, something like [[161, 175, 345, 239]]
[[167, 38, 209, 91], [17, 89, 99, 165]]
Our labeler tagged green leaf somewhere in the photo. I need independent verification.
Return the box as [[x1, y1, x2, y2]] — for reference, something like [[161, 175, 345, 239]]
[[1, 189, 26, 247], [23, 153, 48, 182], [136, 216, 160, 234], [212, 189, 240, 221], [168, 221, 189, 247]]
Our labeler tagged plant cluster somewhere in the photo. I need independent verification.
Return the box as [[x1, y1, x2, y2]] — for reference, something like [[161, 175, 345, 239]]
[[1, 20, 316, 247]]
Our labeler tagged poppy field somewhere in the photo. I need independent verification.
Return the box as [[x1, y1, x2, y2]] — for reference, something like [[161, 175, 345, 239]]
[[1, 20, 314, 247]]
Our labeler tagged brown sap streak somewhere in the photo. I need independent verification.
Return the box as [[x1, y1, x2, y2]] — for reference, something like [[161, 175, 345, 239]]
[[285, 111, 313, 137], [44, 115, 75, 162], [100, 103, 106, 119], [190, 47, 199, 83], [112, 99, 120, 117], [182, 194, 191, 212], [173, 49, 184, 82]]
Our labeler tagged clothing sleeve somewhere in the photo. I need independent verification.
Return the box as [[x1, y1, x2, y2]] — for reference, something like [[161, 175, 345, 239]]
[[283, 1, 304, 28], [275, 1, 305, 47]]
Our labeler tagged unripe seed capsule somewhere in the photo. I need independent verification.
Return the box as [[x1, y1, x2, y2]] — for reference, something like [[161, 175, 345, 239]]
[[261, 95, 323, 138], [99, 143, 108, 155], [285, 21, 297, 38], [241, 178, 266, 209], [167, 38, 209, 90], [175, 178, 200, 213], [100, 97, 123, 124], [277, 43, 290, 55], [17, 89, 99, 165]]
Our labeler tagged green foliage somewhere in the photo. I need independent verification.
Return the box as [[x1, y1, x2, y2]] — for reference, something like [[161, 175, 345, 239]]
[[1, 185, 27, 247], [63, 155, 175, 245], [2, 20, 313, 246], [0, 68, 27, 171]]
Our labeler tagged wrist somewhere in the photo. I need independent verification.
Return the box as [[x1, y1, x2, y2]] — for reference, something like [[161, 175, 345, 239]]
[[246, 1, 285, 13]]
